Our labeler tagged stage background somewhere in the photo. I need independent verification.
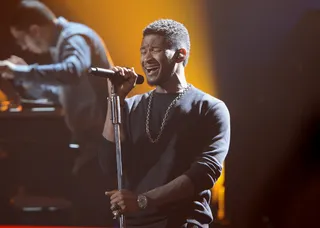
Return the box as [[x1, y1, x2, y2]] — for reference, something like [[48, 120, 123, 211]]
[[1, 0, 320, 227]]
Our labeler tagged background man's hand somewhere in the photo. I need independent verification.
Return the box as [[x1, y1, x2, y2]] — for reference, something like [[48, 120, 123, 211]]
[[7, 55, 27, 65], [0, 60, 16, 79], [0, 56, 28, 80]]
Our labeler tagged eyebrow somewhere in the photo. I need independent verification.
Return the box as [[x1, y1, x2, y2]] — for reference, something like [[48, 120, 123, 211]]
[[140, 45, 162, 50]]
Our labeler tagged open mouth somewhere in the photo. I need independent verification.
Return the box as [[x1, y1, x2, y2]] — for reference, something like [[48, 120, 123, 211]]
[[146, 66, 160, 75]]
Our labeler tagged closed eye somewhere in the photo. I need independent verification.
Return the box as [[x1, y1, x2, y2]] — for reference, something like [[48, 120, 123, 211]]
[[152, 48, 162, 53]]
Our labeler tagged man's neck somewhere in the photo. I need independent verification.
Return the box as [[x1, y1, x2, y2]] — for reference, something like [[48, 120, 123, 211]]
[[155, 82, 188, 93], [155, 70, 188, 93], [47, 19, 61, 48]]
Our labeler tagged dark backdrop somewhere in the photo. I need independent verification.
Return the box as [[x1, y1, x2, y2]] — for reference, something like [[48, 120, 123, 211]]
[[207, 0, 320, 227]]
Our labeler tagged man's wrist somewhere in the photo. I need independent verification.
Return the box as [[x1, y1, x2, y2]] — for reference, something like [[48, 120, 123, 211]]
[[11, 63, 32, 72]]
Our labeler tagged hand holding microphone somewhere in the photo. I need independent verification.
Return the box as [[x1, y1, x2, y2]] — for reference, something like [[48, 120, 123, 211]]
[[89, 66, 143, 101], [112, 66, 139, 99], [89, 67, 144, 85]]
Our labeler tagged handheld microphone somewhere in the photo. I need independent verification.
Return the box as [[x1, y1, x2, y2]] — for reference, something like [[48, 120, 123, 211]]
[[88, 67, 144, 85]]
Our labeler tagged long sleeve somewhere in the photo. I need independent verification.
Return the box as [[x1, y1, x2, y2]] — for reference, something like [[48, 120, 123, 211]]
[[184, 101, 231, 193], [13, 35, 91, 85], [98, 136, 118, 178]]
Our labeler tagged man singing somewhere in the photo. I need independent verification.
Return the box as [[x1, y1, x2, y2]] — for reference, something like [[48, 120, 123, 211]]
[[99, 19, 231, 227]]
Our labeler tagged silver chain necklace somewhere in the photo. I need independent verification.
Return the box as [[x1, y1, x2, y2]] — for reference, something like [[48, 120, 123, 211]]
[[146, 84, 191, 143]]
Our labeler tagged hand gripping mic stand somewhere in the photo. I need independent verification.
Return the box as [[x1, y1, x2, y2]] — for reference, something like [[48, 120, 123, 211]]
[[109, 83, 126, 228]]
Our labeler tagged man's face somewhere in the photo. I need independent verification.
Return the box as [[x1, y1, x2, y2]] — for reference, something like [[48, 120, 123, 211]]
[[140, 34, 176, 86], [10, 26, 46, 54]]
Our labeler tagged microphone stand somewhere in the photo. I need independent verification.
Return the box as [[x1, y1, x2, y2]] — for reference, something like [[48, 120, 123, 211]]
[[109, 83, 126, 228]]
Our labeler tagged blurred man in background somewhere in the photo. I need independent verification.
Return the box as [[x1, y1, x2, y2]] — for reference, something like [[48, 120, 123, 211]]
[[0, 0, 113, 226]]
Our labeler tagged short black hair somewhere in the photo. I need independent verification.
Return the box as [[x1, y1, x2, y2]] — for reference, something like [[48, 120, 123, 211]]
[[10, 0, 56, 31], [143, 19, 191, 66]]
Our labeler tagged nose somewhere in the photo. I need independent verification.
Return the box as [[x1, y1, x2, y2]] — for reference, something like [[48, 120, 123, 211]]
[[143, 50, 153, 63], [21, 45, 28, 51]]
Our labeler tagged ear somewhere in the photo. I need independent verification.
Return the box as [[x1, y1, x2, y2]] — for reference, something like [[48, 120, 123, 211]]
[[174, 48, 187, 63], [28, 25, 41, 37]]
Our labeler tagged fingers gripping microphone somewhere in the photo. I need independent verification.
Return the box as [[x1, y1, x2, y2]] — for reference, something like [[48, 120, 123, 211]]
[[89, 67, 144, 84]]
